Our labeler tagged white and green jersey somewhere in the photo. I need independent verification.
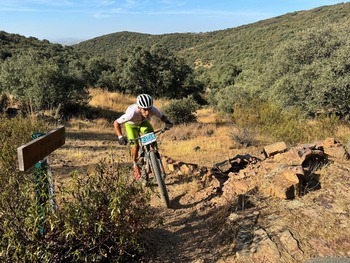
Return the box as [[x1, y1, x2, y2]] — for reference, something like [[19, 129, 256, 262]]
[[116, 104, 163, 126]]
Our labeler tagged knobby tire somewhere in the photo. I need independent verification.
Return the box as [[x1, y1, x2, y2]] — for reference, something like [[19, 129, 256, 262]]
[[149, 151, 170, 208]]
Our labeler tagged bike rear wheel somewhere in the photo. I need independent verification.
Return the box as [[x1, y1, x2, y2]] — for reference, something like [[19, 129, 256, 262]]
[[149, 151, 170, 208]]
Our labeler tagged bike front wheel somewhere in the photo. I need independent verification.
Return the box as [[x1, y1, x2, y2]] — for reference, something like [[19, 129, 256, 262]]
[[149, 151, 171, 208]]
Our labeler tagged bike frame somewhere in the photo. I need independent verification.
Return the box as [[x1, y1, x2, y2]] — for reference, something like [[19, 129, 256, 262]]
[[129, 127, 170, 207], [139, 135, 165, 179]]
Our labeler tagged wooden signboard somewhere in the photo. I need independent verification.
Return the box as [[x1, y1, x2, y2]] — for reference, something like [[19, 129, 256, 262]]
[[17, 126, 65, 171]]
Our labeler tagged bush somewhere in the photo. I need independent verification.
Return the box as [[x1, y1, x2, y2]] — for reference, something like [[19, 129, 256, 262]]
[[54, 160, 151, 262], [0, 116, 49, 261], [229, 125, 258, 147], [233, 98, 341, 145], [0, 116, 152, 262], [162, 96, 200, 124]]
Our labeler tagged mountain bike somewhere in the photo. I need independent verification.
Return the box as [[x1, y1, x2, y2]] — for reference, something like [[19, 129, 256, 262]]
[[130, 127, 171, 208]]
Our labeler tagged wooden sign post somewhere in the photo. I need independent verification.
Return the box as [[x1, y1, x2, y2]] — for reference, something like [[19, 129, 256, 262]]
[[17, 126, 65, 235], [17, 126, 65, 172]]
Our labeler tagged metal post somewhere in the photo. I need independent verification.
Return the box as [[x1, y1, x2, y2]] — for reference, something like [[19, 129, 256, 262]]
[[31, 132, 56, 235]]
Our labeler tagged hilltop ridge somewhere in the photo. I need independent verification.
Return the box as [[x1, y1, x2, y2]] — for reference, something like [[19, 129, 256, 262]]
[[73, 2, 350, 67]]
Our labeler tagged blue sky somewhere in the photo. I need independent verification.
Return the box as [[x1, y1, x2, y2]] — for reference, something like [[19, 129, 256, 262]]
[[0, 0, 347, 43]]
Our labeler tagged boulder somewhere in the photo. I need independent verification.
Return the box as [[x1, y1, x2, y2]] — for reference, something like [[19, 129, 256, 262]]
[[262, 167, 300, 199]]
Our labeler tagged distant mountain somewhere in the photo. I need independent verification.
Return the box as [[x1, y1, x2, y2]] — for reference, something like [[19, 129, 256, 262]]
[[49, 38, 86, 46]]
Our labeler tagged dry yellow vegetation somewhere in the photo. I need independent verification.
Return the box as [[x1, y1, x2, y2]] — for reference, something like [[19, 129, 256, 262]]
[[60, 88, 350, 171]]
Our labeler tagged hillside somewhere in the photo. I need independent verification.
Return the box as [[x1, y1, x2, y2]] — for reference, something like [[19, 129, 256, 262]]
[[0, 30, 69, 60], [1, 3, 350, 261], [2, 2, 350, 121], [1, 87, 349, 261], [73, 3, 350, 69], [70, 3, 350, 120]]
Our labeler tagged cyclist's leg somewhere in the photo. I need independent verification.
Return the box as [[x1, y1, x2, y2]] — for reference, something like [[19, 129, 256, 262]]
[[124, 123, 141, 163], [125, 123, 143, 179], [139, 120, 154, 134]]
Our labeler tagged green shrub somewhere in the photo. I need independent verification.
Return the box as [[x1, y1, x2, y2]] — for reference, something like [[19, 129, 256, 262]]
[[162, 96, 200, 124], [54, 160, 151, 262], [0, 116, 49, 261], [207, 85, 251, 114], [0, 116, 152, 262]]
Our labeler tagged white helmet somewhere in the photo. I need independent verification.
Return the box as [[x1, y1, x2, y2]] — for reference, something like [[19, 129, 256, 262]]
[[137, 94, 153, 108]]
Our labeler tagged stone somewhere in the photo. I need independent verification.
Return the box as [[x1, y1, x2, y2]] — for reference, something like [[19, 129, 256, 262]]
[[308, 238, 335, 257], [232, 179, 257, 195], [263, 142, 288, 158], [215, 160, 232, 173], [251, 228, 281, 263], [179, 164, 191, 175], [262, 166, 300, 199], [278, 230, 304, 261], [321, 138, 348, 159]]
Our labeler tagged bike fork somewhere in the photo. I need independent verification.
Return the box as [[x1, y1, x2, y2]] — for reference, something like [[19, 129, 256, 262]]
[[156, 154, 166, 180], [149, 151, 166, 180]]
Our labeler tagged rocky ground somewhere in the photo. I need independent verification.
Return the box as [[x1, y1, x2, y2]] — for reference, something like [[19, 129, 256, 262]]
[[51, 123, 350, 263]]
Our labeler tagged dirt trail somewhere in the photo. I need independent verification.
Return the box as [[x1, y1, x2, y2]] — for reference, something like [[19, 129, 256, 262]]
[[143, 173, 237, 263], [51, 124, 239, 262], [51, 124, 350, 263]]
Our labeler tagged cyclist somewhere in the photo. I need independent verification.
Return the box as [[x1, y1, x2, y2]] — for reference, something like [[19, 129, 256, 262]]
[[114, 94, 173, 180]]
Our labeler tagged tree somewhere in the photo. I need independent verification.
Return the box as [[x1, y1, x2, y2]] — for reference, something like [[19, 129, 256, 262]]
[[262, 24, 350, 118], [115, 45, 201, 98], [209, 62, 242, 90], [162, 96, 200, 124], [0, 49, 88, 112]]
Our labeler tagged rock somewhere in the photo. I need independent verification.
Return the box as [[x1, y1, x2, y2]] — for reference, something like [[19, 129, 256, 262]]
[[179, 164, 191, 175], [308, 238, 336, 257], [215, 160, 232, 173], [263, 141, 288, 158], [193, 146, 201, 151], [263, 167, 300, 199], [277, 230, 304, 261], [251, 228, 281, 263], [166, 162, 179, 172], [321, 137, 348, 159], [232, 179, 257, 195]]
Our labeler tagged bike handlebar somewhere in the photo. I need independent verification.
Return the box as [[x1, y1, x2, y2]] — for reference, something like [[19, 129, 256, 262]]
[[128, 126, 170, 144]]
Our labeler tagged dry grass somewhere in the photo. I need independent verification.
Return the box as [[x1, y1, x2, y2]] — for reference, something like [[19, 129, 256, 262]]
[[88, 88, 168, 112], [196, 108, 218, 123], [66, 117, 112, 132], [196, 107, 233, 124], [335, 122, 350, 145], [159, 122, 263, 167], [88, 88, 135, 112]]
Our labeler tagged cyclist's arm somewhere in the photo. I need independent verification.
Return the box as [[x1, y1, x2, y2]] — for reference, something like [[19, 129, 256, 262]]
[[150, 107, 170, 123], [113, 120, 123, 137], [114, 105, 135, 137], [161, 114, 171, 123]]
